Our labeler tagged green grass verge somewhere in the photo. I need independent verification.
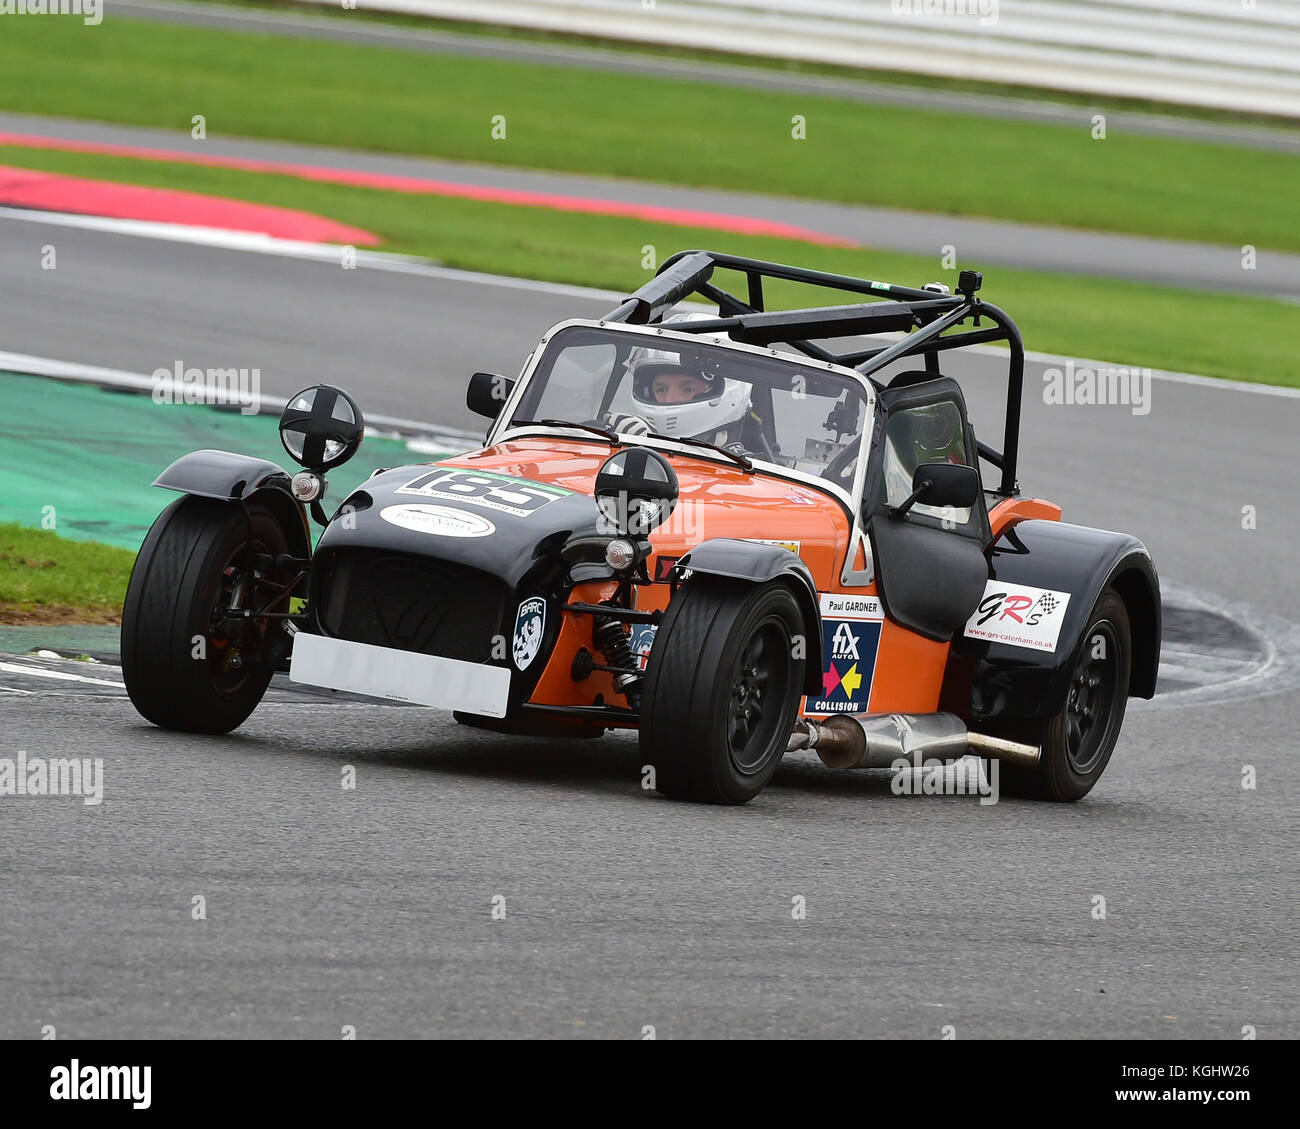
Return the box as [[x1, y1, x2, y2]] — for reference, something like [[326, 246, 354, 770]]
[[166, 0, 1300, 131], [2, 145, 1296, 386], [0, 523, 133, 622], [2, 17, 1298, 252]]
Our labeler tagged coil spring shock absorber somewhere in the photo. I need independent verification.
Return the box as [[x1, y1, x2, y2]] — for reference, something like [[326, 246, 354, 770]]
[[593, 614, 642, 710]]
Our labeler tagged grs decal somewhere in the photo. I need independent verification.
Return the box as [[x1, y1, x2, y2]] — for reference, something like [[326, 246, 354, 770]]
[[806, 593, 883, 714], [379, 504, 495, 538], [396, 467, 570, 518], [513, 597, 546, 670], [963, 581, 1071, 653]]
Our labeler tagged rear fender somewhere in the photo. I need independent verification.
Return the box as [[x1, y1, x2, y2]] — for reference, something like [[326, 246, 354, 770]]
[[942, 519, 1161, 723]]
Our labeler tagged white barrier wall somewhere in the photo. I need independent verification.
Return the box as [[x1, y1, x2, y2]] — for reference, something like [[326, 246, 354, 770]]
[[294, 0, 1300, 118]]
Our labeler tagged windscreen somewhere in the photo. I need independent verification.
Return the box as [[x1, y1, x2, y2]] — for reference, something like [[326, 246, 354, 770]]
[[506, 325, 870, 487]]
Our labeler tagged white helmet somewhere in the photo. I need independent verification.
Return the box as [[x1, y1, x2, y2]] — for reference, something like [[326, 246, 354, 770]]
[[614, 315, 751, 447]]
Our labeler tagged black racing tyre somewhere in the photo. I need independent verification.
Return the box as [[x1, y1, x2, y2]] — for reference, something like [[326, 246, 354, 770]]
[[998, 588, 1132, 802], [640, 576, 806, 804], [121, 495, 293, 734]]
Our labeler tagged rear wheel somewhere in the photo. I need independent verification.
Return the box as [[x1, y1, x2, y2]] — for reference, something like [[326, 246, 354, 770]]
[[640, 577, 805, 804], [121, 495, 296, 734], [998, 588, 1132, 801]]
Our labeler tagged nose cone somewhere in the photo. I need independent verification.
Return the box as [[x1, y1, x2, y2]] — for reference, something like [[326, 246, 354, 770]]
[[320, 463, 602, 588]]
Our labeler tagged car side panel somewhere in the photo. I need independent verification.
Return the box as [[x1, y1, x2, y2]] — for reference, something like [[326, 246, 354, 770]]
[[803, 499, 1068, 718], [865, 620, 951, 713], [528, 580, 623, 708]]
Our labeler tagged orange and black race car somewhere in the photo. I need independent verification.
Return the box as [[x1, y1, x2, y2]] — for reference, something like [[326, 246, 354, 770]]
[[121, 251, 1161, 805]]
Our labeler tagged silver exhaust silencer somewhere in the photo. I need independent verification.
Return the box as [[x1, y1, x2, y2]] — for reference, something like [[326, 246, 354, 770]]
[[787, 713, 1040, 770]]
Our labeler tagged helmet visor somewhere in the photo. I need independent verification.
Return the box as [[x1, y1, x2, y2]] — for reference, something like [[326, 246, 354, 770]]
[[632, 362, 722, 406]]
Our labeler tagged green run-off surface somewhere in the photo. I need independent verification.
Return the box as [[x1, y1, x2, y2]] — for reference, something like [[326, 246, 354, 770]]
[[0, 372, 455, 550]]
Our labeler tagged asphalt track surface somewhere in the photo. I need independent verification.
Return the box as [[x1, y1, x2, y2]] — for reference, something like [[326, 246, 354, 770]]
[[5, 110, 1298, 301], [1, 214, 1298, 1038]]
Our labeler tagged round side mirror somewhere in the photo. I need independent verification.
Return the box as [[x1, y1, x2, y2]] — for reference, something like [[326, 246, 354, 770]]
[[594, 448, 679, 536], [279, 385, 364, 471]]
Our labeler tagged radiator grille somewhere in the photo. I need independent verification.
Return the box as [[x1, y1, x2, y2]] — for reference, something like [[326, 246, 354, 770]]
[[316, 549, 506, 663]]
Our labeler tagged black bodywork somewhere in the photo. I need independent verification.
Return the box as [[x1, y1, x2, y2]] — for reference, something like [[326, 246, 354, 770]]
[[310, 468, 608, 717], [942, 519, 1161, 723]]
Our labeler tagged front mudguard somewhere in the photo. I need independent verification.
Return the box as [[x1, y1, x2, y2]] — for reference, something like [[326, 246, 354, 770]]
[[153, 448, 312, 559], [941, 519, 1161, 724], [676, 537, 823, 696]]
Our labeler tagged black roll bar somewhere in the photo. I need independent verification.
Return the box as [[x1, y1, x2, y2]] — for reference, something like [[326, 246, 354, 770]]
[[604, 250, 1024, 496]]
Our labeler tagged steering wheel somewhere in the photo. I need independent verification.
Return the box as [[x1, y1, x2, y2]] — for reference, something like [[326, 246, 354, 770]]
[[822, 435, 861, 488]]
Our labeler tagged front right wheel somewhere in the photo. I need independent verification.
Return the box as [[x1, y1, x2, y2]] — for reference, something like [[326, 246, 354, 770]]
[[640, 577, 806, 804]]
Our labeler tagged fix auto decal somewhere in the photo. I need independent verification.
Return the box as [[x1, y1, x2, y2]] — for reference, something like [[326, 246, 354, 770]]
[[806, 593, 883, 714], [963, 580, 1071, 653], [396, 467, 571, 518]]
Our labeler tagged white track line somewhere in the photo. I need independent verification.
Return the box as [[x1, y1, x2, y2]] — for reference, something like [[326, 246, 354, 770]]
[[0, 207, 626, 303], [0, 349, 482, 444], [0, 661, 124, 687]]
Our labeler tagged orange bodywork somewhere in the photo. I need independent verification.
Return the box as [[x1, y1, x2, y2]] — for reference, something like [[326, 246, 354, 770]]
[[989, 497, 1062, 536], [446, 440, 1062, 724]]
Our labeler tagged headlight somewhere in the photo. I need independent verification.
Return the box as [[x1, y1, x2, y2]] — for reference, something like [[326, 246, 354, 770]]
[[594, 448, 679, 536], [279, 385, 364, 471]]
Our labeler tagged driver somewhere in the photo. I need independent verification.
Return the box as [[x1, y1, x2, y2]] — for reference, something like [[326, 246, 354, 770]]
[[609, 353, 755, 452], [647, 367, 714, 406]]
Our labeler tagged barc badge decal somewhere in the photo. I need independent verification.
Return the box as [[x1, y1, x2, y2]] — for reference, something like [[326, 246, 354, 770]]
[[513, 597, 546, 671], [630, 623, 658, 670]]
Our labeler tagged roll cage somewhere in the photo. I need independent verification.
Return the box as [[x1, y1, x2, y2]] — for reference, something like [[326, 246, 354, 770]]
[[603, 250, 1025, 497]]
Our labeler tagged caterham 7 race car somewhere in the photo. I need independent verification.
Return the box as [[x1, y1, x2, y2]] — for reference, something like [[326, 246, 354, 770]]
[[121, 251, 1161, 804]]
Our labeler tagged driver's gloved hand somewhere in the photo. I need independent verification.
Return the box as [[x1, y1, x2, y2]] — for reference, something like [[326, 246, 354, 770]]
[[606, 412, 652, 436]]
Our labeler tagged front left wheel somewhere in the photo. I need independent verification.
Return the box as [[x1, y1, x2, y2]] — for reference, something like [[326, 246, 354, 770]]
[[121, 495, 294, 734], [640, 577, 806, 804]]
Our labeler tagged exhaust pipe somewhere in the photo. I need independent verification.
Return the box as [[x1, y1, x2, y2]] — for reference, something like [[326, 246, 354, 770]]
[[787, 713, 1040, 770]]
